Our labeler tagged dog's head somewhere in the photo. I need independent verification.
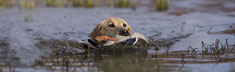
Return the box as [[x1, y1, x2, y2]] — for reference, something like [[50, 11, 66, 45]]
[[90, 17, 132, 41]]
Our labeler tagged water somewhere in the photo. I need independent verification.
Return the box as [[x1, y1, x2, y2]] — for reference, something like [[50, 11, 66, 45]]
[[0, 0, 235, 72]]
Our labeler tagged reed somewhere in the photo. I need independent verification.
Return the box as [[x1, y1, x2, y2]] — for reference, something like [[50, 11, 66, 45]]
[[0, 0, 2, 6], [56, 0, 68, 7], [72, 0, 83, 7], [130, 2, 137, 10], [19, 0, 35, 9], [0, 0, 14, 8], [45, 0, 56, 7], [155, 0, 169, 12], [114, 0, 130, 8], [84, 0, 95, 8]]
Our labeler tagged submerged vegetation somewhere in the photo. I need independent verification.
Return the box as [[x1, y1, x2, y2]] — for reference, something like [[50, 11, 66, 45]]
[[0, 38, 20, 72], [29, 39, 235, 72]]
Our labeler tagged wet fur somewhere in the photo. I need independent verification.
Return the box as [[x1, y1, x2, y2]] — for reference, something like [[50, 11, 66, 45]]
[[90, 17, 132, 43]]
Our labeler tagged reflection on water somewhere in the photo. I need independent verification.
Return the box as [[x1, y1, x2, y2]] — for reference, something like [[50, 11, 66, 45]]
[[28, 39, 235, 72], [33, 42, 180, 72]]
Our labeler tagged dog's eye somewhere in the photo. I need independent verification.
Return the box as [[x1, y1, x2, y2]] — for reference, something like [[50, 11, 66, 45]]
[[123, 23, 127, 27], [109, 24, 115, 28]]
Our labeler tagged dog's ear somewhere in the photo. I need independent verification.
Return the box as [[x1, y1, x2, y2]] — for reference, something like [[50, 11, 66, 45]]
[[90, 22, 103, 41], [127, 25, 132, 32]]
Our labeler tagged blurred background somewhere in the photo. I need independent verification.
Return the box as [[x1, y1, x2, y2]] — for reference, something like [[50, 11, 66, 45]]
[[0, 0, 234, 12], [0, 0, 235, 72]]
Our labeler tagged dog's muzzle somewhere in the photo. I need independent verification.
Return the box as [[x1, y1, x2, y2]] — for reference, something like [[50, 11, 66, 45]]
[[119, 29, 130, 36]]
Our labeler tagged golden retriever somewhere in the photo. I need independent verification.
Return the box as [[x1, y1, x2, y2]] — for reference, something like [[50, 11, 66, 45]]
[[89, 17, 148, 47], [90, 17, 132, 43]]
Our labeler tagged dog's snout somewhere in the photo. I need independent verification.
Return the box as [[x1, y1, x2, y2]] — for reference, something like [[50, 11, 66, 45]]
[[119, 29, 130, 36]]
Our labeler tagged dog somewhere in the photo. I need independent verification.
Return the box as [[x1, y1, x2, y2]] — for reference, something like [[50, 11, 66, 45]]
[[89, 17, 147, 46]]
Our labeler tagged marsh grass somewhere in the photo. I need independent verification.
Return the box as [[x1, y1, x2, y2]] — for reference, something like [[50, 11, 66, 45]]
[[114, 0, 130, 8], [34, 39, 88, 71], [0, 0, 14, 8], [0, 0, 139, 9], [72, 0, 83, 7], [19, 0, 35, 9], [45, 0, 56, 7], [0, 42, 8, 46], [0, 40, 20, 72], [155, 0, 169, 12], [59, 0, 69, 7], [84, 0, 95, 8], [35, 40, 172, 72], [3, 38, 235, 72], [45, 0, 69, 7], [130, 2, 137, 10], [45, 0, 94, 8]]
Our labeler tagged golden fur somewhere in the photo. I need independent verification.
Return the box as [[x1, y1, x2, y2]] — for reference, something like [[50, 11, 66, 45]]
[[90, 17, 132, 43]]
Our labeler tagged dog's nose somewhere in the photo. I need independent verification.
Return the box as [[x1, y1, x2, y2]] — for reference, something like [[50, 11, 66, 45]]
[[119, 29, 130, 36]]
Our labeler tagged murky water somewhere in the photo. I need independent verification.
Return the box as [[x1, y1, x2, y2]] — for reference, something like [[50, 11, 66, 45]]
[[0, 0, 235, 72]]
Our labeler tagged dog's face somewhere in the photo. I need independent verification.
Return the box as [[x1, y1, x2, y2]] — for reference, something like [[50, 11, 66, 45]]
[[99, 17, 132, 37], [90, 17, 132, 41]]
